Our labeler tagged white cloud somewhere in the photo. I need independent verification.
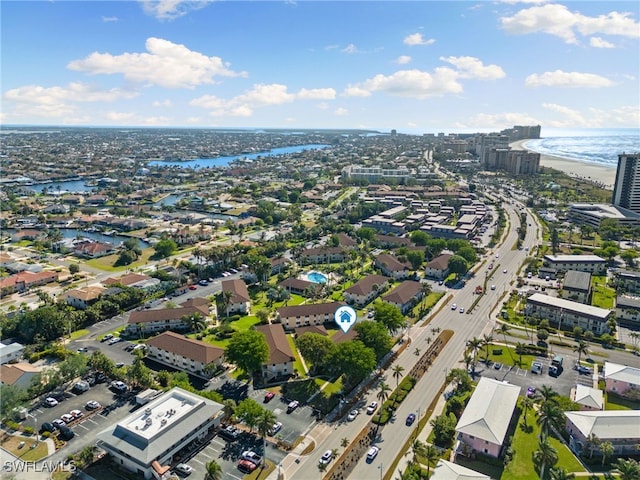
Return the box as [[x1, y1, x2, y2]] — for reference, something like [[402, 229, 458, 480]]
[[500, 4, 640, 44], [440, 56, 506, 80], [542, 102, 590, 127], [139, 0, 212, 21], [403, 33, 435, 46], [4, 82, 138, 104], [152, 99, 173, 107], [525, 70, 614, 88], [396, 55, 412, 65], [102, 16, 119, 22], [456, 112, 541, 129], [68, 37, 246, 89], [344, 56, 504, 99], [106, 112, 136, 121], [589, 37, 614, 48], [190, 83, 336, 117], [341, 44, 359, 54], [334, 107, 348, 116]]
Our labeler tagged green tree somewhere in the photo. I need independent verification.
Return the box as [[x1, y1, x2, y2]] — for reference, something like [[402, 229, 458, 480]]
[[0, 384, 26, 419], [222, 399, 236, 422], [326, 340, 376, 386], [406, 250, 425, 270], [537, 401, 564, 440], [127, 357, 154, 388], [549, 467, 574, 480], [600, 441, 614, 466], [373, 302, 405, 335], [295, 332, 335, 372], [430, 412, 457, 448], [58, 354, 89, 382], [533, 439, 558, 480], [573, 340, 589, 364], [183, 312, 207, 332], [205, 460, 223, 480], [447, 255, 469, 279], [88, 350, 116, 377], [457, 246, 478, 264], [377, 381, 391, 405], [154, 238, 178, 259], [612, 458, 640, 480], [68, 263, 80, 275], [257, 408, 277, 469], [410, 230, 430, 246], [235, 398, 263, 432], [391, 365, 405, 406], [521, 397, 534, 429], [550, 226, 560, 255], [446, 368, 472, 393], [422, 444, 440, 478], [354, 321, 392, 361], [225, 330, 269, 376], [466, 337, 483, 373]]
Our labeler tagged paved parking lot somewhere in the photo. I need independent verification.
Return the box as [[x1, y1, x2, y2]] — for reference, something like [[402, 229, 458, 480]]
[[472, 353, 595, 398]]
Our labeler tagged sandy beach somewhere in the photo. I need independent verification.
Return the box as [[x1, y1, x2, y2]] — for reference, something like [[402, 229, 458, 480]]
[[510, 139, 617, 190]]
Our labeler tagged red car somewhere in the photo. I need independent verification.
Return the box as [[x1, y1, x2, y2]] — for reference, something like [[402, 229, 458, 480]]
[[188, 285, 197, 290], [238, 460, 257, 473], [264, 392, 275, 403]]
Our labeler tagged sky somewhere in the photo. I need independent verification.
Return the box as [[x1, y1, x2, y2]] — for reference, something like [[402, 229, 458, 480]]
[[1, 0, 639, 133]]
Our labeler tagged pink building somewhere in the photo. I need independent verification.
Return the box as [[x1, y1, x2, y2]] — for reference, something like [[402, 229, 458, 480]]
[[604, 362, 640, 400], [455, 377, 520, 458]]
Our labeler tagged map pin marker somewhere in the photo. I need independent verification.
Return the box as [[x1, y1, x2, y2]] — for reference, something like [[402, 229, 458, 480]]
[[334, 305, 357, 333]]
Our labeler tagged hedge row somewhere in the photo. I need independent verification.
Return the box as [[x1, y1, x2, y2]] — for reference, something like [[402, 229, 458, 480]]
[[373, 375, 417, 425]]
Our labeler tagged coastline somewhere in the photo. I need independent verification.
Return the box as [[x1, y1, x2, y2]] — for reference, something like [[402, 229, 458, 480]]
[[510, 139, 617, 190]]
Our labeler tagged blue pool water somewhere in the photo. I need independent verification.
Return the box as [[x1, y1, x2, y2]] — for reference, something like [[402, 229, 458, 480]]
[[307, 272, 328, 284]]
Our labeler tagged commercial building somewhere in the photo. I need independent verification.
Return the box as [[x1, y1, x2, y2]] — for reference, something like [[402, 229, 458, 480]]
[[525, 293, 612, 336], [612, 153, 640, 213], [542, 254, 606, 274], [567, 203, 640, 229], [97, 387, 224, 479]]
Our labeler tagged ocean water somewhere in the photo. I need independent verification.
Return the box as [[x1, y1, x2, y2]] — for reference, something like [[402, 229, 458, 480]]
[[524, 128, 640, 168]]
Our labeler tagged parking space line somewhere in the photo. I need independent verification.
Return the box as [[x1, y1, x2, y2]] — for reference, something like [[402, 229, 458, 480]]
[[77, 424, 90, 431], [227, 474, 242, 480], [192, 458, 204, 466], [85, 418, 99, 425]]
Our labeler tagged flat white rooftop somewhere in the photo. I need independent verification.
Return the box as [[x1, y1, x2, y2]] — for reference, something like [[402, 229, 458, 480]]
[[122, 392, 196, 440]]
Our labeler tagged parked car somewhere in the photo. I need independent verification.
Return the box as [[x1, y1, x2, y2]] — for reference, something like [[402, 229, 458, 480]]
[[58, 426, 74, 441], [110, 380, 128, 393], [269, 421, 282, 435], [241, 450, 262, 466], [52, 419, 66, 429], [219, 425, 240, 441], [526, 387, 536, 398], [44, 397, 58, 408], [493, 362, 502, 370], [174, 463, 193, 476], [85, 400, 101, 411], [188, 285, 197, 290], [366, 401, 378, 415], [264, 391, 275, 403], [72, 381, 90, 394], [451, 303, 457, 310], [40, 422, 55, 434], [101, 333, 114, 342], [237, 460, 257, 473], [366, 446, 380, 462], [61, 413, 74, 424], [198, 279, 208, 286], [108, 337, 122, 345], [531, 361, 543, 374], [347, 409, 358, 421], [320, 450, 333, 465], [287, 400, 299, 413]]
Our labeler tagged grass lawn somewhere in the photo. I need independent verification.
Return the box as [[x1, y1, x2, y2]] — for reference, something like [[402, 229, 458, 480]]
[[245, 460, 276, 480], [86, 247, 155, 272], [501, 401, 585, 480], [591, 276, 615, 309], [70, 328, 90, 339], [0, 435, 49, 461], [231, 315, 262, 332], [287, 334, 308, 378], [605, 392, 640, 410], [484, 344, 538, 369]]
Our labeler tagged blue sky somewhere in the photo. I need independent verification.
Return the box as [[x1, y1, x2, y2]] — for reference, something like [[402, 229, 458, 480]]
[[1, 1, 638, 132]]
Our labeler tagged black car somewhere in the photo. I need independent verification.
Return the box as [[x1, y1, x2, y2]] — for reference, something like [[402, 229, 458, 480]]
[[94, 372, 107, 384], [58, 426, 75, 441], [218, 425, 240, 441], [39, 422, 55, 434]]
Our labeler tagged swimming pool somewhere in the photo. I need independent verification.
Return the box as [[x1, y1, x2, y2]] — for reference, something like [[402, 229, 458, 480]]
[[307, 271, 328, 284]]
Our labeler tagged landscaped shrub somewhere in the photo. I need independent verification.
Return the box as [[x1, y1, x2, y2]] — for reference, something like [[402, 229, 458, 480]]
[[22, 426, 34, 435]]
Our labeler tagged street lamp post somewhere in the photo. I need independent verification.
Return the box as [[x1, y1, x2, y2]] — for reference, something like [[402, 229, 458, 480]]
[[378, 463, 383, 480]]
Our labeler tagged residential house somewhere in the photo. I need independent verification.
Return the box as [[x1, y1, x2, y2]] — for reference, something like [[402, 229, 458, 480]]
[[278, 277, 315, 296], [299, 247, 346, 265], [0, 342, 25, 364], [343, 275, 390, 308], [430, 460, 490, 480], [614, 295, 640, 328], [146, 331, 224, 378], [73, 241, 116, 258], [126, 298, 210, 336], [64, 286, 106, 310], [335, 233, 358, 249], [570, 384, 604, 411], [382, 280, 423, 314], [103, 273, 160, 290], [255, 324, 295, 381], [455, 377, 520, 458], [12, 229, 45, 242], [561, 271, 592, 304], [566, 410, 640, 457], [0, 271, 59, 297], [425, 254, 452, 280], [525, 293, 612, 336], [543, 254, 607, 274], [270, 257, 291, 275], [0, 363, 40, 389], [372, 234, 412, 249], [614, 269, 640, 294], [375, 253, 412, 279], [220, 279, 250, 316], [603, 362, 640, 400], [276, 302, 345, 330]]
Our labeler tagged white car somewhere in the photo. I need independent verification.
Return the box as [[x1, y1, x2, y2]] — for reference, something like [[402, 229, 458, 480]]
[[52, 419, 66, 429], [459, 307, 464, 314], [503, 269, 508, 274], [366, 446, 380, 461], [451, 303, 457, 310], [60, 413, 74, 424], [269, 421, 282, 435], [366, 401, 378, 415], [319, 450, 333, 465], [70, 409, 84, 419], [85, 400, 101, 410], [241, 451, 262, 465], [347, 409, 358, 421], [44, 397, 58, 407], [174, 463, 193, 475], [491, 285, 496, 290]]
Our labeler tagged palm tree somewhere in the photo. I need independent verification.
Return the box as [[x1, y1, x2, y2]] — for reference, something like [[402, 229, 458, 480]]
[[219, 290, 233, 318], [341, 437, 349, 448], [423, 444, 440, 477], [482, 333, 493, 363], [612, 458, 640, 480], [600, 441, 614, 466], [257, 409, 277, 470], [533, 438, 558, 480], [466, 337, 483, 373], [549, 467, 575, 480], [205, 460, 223, 480], [515, 342, 526, 367], [317, 461, 328, 478], [377, 381, 391, 406], [183, 312, 207, 332], [537, 401, 564, 440], [495, 323, 515, 363], [573, 340, 589, 364], [406, 439, 426, 467], [521, 397, 534, 428], [331, 448, 339, 461], [536, 385, 558, 406], [391, 365, 405, 405]]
